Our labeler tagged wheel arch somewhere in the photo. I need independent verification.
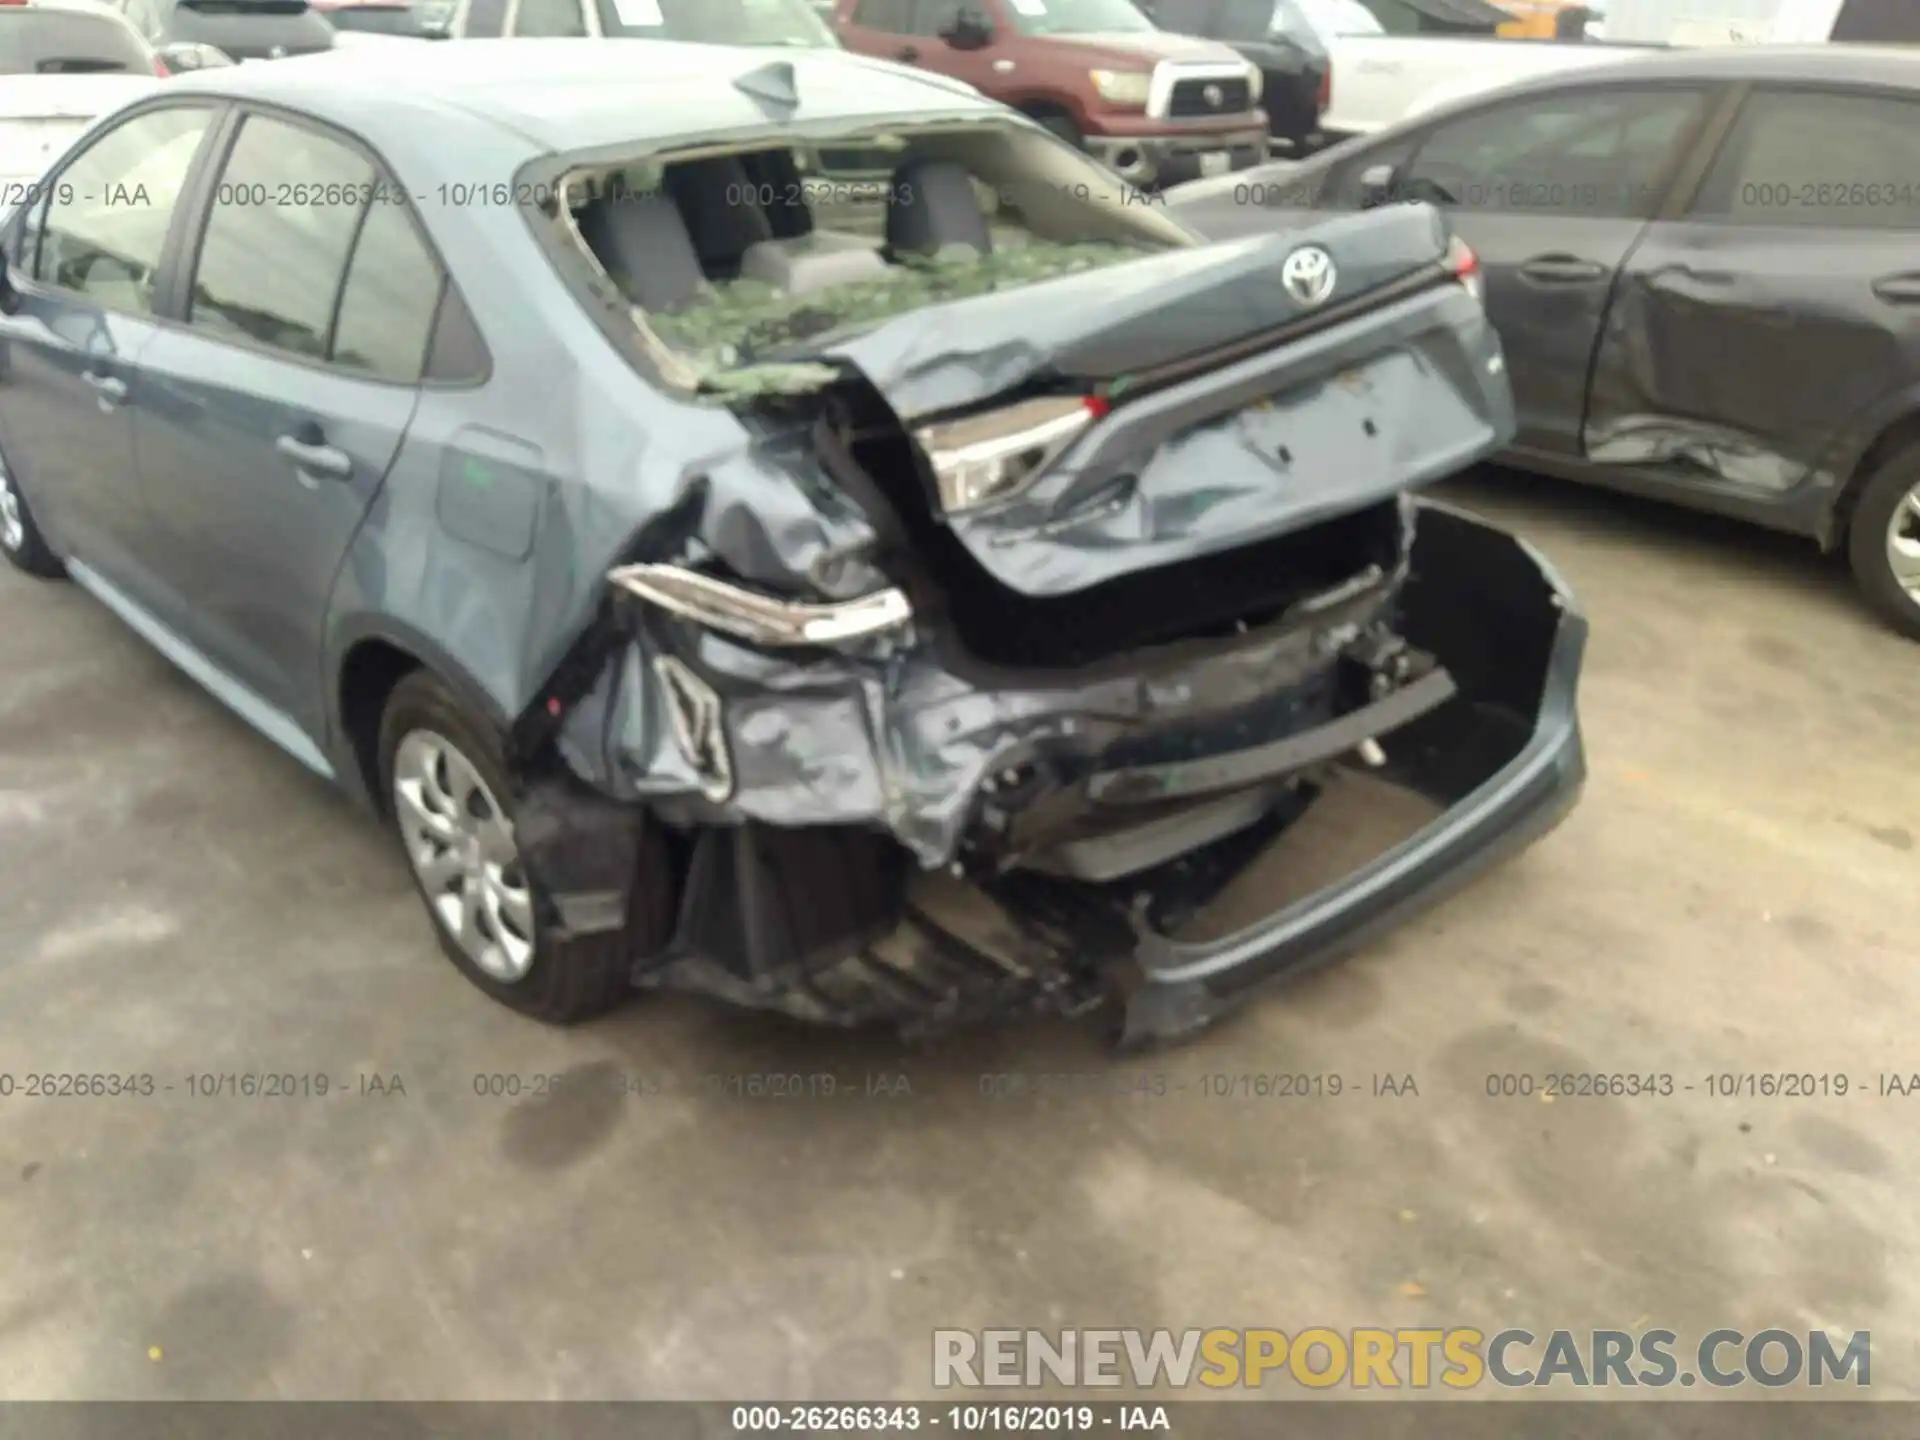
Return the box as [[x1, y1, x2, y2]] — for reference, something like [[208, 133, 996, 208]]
[[330, 619, 515, 815], [1830, 401, 1920, 550]]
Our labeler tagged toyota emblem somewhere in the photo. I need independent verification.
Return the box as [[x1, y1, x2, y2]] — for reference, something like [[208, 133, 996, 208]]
[[1202, 82, 1223, 107], [1280, 245, 1336, 307]]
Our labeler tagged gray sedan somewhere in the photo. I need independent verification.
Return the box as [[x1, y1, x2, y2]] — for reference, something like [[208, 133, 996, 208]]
[[0, 40, 1581, 1044], [1171, 44, 1920, 641]]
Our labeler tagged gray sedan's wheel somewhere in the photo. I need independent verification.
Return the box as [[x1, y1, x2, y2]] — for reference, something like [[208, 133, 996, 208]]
[[392, 729, 536, 983], [0, 450, 66, 579], [1847, 446, 1920, 642], [377, 670, 671, 1023]]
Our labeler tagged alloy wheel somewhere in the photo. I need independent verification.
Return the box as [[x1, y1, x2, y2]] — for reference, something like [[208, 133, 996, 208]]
[[391, 729, 536, 982], [0, 460, 24, 554], [1887, 479, 1920, 603]]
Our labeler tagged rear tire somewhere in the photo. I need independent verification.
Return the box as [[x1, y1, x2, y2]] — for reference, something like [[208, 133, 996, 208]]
[[378, 670, 671, 1023], [1846, 444, 1920, 642], [0, 449, 66, 580]]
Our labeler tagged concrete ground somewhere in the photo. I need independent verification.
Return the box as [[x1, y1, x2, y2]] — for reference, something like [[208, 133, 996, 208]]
[[1, 468, 1916, 1401]]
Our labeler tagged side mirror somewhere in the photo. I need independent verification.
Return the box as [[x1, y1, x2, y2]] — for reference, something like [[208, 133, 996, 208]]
[[1357, 162, 1398, 208], [941, 10, 992, 48], [156, 40, 235, 70]]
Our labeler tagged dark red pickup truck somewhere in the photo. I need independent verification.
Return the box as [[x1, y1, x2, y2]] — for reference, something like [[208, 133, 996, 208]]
[[833, 0, 1269, 188]]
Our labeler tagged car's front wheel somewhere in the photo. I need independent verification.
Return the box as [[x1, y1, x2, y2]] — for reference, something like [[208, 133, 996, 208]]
[[1847, 444, 1920, 642], [0, 449, 66, 580], [378, 670, 660, 1023]]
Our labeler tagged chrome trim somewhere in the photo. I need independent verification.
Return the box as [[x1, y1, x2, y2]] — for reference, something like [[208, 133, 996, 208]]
[[1145, 60, 1258, 121], [608, 563, 913, 646]]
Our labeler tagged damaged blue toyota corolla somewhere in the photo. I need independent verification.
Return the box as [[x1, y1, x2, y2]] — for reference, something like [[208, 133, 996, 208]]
[[0, 40, 1585, 1045]]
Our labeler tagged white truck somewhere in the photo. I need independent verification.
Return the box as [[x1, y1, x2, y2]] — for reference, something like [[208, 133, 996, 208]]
[[1599, 0, 1917, 43], [1285, 0, 1661, 138]]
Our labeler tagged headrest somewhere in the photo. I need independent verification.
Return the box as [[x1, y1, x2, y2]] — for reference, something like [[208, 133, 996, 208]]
[[886, 157, 993, 259]]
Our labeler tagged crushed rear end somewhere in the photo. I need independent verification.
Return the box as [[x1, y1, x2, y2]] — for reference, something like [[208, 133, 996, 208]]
[[518, 158, 1584, 1044]]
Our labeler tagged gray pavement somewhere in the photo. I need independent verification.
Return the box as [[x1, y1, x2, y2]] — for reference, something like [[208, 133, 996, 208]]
[[1, 468, 1916, 1399]]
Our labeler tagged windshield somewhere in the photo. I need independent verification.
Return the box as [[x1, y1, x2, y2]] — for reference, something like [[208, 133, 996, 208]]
[[1002, 0, 1157, 37], [595, 0, 838, 45], [0, 10, 151, 73], [1284, 0, 1383, 35]]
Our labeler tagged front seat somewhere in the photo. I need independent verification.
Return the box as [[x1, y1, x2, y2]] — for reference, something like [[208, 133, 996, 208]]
[[574, 192, 707, 313], [885, 157, 993, 259]]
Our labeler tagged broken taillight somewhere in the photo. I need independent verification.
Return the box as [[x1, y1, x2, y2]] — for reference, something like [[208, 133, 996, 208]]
[[914, 395, 1105, 514], [1445, 235, 1483, 304], [153, 55, 169, 75]]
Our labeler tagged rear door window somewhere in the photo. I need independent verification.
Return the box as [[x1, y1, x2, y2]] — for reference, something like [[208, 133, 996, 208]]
[[850, 0, 911, 24], [186, 113, 371, 358], [32, 104, 215, 313], [1688, 88, 1920, 230], [1401, 87, 1707, 219], [332, 191, 445, 382]]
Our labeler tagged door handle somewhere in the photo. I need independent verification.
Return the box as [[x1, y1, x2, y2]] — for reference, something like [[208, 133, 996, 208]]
[[82, 370, 126, 406], [895, 43, 918, 60], [1518, 254, 1608, 285], [275, 432, 352, 481], [1872, 273, 1920, 305]]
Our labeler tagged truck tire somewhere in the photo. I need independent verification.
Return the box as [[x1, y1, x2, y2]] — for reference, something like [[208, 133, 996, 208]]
[[1026, 107, 1083, 150], [378, 669, 671, 1023], [1846, 443, 1920, 642], [0, 446, 66, 580]]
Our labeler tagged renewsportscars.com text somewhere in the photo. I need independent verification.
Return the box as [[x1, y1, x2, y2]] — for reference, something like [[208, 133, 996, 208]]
[[932, 1327, 1871, 1390]]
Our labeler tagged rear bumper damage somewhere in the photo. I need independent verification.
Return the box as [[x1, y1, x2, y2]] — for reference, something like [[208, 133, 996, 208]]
[[515, 499, 1584, 1045]]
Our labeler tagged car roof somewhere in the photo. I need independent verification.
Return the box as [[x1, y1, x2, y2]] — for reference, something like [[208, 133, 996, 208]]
[[1499, 41, 1920, 92], [160, 38, 997, 154]]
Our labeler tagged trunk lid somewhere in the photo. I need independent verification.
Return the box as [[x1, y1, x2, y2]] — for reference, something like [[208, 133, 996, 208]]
[[816, 203, 1455, 420], [819, 203, 1513, 605]]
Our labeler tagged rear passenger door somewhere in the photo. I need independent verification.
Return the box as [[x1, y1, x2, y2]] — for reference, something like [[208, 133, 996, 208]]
[[132, 108, 444, 744], [1584, 85, 1920, 500], [1385, 83, 1717, 455]]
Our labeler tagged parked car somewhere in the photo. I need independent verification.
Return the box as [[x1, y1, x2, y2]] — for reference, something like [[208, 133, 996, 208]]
[[445, 0, 835, 43], [833, 0, 1270, 189], [1138, 0, 1330, 153], [1170, 44, 1920, 638], [0, 1, 164, 201], [105, 0, 334, 60], [0, 39, 1582, 1043]]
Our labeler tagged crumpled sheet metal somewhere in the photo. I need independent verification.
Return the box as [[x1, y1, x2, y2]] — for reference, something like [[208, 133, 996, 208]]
[[556, 560, 1402, 869], [1578, 262, 1893, 495]]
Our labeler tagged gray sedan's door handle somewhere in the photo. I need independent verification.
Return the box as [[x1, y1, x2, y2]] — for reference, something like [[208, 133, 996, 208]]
[[1518, 254, 1608, 284], [82, 370, 126, 406], [275, 432, 352, 481], [1872, 273, 1920, 304]]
